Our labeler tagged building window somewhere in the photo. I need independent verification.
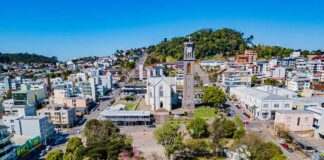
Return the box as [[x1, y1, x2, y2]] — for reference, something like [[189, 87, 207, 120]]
[[274, 104, 279, 108], [263, 104, 269, 108], [284, 104, 290, 108], [10, 120, 14, 123], [287, 117, 291, 123], [159, 86, 163, 97], [305, 117, 309, 122]]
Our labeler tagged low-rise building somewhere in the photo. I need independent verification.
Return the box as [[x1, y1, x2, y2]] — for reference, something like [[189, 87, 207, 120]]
[[230, 86, 292, 120], [100, 105, 152, 126], [37, 104, 76, 128], [274, 110, 314, 133]]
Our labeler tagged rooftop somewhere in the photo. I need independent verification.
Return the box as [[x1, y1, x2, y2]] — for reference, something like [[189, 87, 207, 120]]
[[276, 110, 313, 114]]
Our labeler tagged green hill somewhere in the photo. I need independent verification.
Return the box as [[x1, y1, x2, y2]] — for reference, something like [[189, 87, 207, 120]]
[[146, 28, 253, 64], [0, 53, 58, 64], [145, 28, 299, 65]]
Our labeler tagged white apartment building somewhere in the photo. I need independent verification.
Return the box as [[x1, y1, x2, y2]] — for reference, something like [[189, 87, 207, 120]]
[[230, 86, 292, 120], [307, 56, 324, 73], [217, 68, 252, 92], [286, 74, 311, 92]]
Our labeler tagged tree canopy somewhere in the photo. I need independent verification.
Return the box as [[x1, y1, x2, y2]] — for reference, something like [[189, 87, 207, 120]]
[[202, 86, 227, 107], [146, 28, 252, 64], [0, 53, 58, 64], [154, 122, 184, 159], [186, 117, 209, 138]]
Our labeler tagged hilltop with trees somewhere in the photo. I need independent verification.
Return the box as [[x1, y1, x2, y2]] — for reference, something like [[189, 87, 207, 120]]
[[145, 28, 321, 65], [0, 52, 58, 64]]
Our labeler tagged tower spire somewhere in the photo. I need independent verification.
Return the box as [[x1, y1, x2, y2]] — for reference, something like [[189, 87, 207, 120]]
[[187, 35, 192, 43]]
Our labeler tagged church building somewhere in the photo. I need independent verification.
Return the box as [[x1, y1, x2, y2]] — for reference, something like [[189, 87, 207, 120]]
[[145, 77, 178, 111]]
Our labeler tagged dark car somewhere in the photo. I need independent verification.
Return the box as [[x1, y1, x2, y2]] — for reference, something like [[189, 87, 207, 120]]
[[287, 147, 293, 153], [148, 125, 156, 128], [243, 112, 251, 118]]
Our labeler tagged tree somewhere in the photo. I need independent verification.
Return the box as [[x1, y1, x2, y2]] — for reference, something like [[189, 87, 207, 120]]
[[46, 150, 64, 160], [233, 132, 265, 159], [66, 137, 83, 153], [264, 78, 279, 86], [202, 86, 226, 107], [256, 142, 284, 160], [223, 120, 237, 138], [233, 127, 245, 140], [154, 122, 183, 159], [251, 75, 260, 85], [233, 115, 243, 128], [271, 154, 287, 160], [210, 117, 226, 155], [83, 119, 120, 143], [186, 117, 209, 138]]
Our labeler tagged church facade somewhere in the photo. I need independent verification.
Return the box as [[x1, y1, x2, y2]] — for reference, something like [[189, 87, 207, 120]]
[[145, 77, 178, 111]]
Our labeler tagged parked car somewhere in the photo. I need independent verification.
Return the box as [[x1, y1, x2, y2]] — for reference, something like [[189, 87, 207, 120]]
[[148, 125, 156, 128], [287, 147, 293, 153], [40, 150, 47, 156], [235, 105, 241, 109], [46, 145, 52, 151], [242, 121, 249, 125], [281, 143, 289, 149], [278, 139, 285, 144], [243, 112, 251, 118]]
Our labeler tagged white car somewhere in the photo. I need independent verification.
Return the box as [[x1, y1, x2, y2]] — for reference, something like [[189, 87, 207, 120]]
[[40, 150, 47, 156], [278, 139, 285, 144], [46, 145, 52, 151]]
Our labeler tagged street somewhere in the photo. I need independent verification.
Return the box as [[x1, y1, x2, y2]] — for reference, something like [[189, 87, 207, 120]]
[[228, 100, 303, 160]]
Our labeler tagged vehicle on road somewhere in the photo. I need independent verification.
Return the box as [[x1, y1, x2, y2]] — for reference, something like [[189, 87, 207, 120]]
[[242, 121, 249, 125], [148, 125, 156, 128], [243, 112, 251, 118], [281, 143, 289, 149], [235, 105, 241, 109], [278, 139, 285, 144], [251, 127, 262, 132], [40, 150, 47, 156], [46, 145, 52, 151], [287, 147, 293, 153]]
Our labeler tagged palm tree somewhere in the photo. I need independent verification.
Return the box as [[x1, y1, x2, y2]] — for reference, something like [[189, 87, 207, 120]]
[[251, 105, 257, 120]]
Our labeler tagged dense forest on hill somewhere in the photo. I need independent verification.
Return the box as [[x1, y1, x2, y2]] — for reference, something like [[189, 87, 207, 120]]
[[0, 53, 58, 64], [145, 28, 303, 65]]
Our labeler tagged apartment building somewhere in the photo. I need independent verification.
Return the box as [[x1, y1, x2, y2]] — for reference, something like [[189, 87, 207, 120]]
[[0, 125, 16, 160], [217, 68, 252, 92], [37, 104, 76, 128]]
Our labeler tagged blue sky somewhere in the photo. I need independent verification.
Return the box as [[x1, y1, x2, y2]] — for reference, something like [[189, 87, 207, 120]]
[[0, 0, 323, 61]]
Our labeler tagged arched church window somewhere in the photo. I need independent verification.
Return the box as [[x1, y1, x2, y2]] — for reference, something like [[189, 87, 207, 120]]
[[159, 86, 163, 97], [187, 63, 192, 74]]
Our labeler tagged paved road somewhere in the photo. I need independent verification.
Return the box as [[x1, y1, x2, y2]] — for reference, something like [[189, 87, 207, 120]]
[[194, 63, 210, 85], [227, 101, 302, 160]]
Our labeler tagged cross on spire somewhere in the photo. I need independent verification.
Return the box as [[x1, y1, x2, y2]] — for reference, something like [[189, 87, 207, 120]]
[[187, 35, 192, 42]]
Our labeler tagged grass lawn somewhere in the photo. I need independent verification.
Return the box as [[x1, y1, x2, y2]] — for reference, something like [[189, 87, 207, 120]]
[[117, 98, 141, 110], [194, 106, 217, 119]]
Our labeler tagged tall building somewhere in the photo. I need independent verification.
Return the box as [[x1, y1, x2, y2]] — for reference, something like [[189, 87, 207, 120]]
[[182, 37, 195, 109], [0, 125, 16, 160], [3, 77, 12, 91]]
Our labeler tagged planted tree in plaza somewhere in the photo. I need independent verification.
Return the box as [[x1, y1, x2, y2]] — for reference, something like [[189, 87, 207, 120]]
[[223, 120, 237, 138], [46, 149, 64, 160], [232, 132, 265, 159], [256, 142, 285, 160], [154, 122, 184, 159], [210, 117, 226, 155], [186, 117, 209, 138], [83, 119, 120, 143], [202, 86, 226, 107], [66, 137, 83, 153]]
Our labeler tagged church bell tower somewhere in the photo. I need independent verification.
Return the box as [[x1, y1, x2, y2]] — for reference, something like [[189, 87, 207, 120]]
[[182, 36, 195, 109]]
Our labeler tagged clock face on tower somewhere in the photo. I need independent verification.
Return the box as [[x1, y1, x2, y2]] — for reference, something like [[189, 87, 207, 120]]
[[186, 47, 192, 53]]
